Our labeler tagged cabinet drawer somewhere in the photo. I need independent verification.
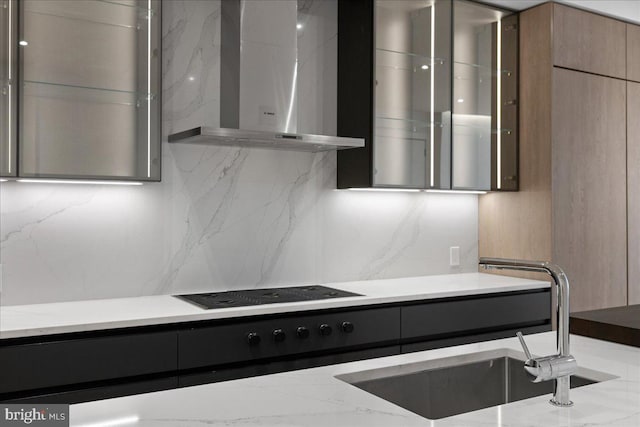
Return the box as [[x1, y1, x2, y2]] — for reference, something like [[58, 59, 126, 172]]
[[553, 4, 626, 79], [401, 291, 551, 341], [0, 331, 177, 394], [179, 307, 400, 370]]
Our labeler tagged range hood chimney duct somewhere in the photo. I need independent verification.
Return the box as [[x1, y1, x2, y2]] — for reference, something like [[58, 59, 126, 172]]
[[168, 0, 364, 152]]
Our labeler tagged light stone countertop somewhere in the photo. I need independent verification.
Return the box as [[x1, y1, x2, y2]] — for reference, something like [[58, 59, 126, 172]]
[[0, 273, 549, 339], [68, 332, 640, 426]]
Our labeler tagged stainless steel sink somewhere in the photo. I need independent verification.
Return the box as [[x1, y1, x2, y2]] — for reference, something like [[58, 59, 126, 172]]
[[336, 349, 615, 420]]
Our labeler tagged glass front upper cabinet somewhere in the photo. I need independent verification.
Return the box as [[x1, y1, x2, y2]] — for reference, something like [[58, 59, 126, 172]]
[[368, 0, 517, 191], [1, 0, 160, 181], [451, 0, 518, 191], [373, 0, 452, 189]]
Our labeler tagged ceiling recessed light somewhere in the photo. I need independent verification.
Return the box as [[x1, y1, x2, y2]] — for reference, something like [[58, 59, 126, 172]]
[[421, 65, 429, 70], [457, 98, 464, 103], [188, 76, 195, 81], [296, 23, 303, 30], [19, 40, 28, 46]]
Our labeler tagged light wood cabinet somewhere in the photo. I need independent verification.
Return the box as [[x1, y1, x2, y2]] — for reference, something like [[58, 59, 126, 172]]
[[553, 4, 626, 79], [628, 25, 640, 83], [629, 82, 640, 304], [480, 3, 633, 313], [552, 68, 627, 311]]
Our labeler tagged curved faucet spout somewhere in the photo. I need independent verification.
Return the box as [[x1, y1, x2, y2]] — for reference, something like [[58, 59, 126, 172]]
[[478, 257, 575, 406]]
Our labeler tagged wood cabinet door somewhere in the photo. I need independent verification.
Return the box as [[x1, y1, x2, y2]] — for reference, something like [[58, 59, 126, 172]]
[[553, 4, 626, 79], [552, 68, 627, 312], [629, 81, 640, 304], [628, 24, 640, 83]]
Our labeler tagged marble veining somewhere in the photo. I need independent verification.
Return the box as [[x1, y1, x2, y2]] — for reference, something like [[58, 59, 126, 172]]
[[0, 0, 479, 305], [68, 333, 640, 426]]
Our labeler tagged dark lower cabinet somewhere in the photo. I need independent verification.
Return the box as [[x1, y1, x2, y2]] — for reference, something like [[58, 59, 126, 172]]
[[0, 289, 551, 404], [0, 331, 178, 395], [401, 290, 551, 344], [178, 346, 401, 388], [4, 377, 179, 405], [178, 307, 400, 370]]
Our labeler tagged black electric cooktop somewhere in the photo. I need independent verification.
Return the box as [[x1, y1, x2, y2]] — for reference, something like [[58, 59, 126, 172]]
[[175, 285, 362, 310]]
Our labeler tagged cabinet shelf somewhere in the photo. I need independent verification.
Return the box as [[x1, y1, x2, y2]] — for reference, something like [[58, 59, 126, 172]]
[[96, 0, 155, 15], [23, 80, 154, 107], [376, 115, 512, 134], [24, 0, 153, 30], [376, 48, 513, 75], [376, 47, 446, 66]]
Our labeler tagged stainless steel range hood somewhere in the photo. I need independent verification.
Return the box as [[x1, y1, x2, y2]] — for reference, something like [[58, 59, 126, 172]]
[[168, 0, 364, 152]]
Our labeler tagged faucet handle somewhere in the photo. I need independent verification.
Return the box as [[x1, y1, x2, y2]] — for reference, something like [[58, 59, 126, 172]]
[[516, 331, 533, 360]]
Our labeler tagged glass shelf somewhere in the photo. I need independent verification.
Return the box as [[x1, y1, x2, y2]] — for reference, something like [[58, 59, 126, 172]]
[[24, 0, 153, 30], [453, 60, 513, 77], [96, 0, 155, 15], [376, 115, 513, 134], [375, 48, 513, 76], [376, 47, 446, 66], [23, 80, 154, 107]]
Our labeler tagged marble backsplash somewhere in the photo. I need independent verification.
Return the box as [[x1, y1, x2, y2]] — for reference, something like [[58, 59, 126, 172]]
[[0, 0, 479, 305], [0, 146, 478, 305]]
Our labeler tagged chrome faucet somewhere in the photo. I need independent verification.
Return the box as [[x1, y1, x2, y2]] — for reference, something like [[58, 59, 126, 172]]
[[479, 257, 577, 407]]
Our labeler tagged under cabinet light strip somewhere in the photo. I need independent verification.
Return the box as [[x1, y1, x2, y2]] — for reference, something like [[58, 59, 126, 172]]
[[346, 188, 486, 194], [347, 188, 421, 193], [147, 0, 152, 178], [17, 179, 143, 186], [496, 20, 502, 190], [429, 2, 435, 187], [425, 189, 487, 195]]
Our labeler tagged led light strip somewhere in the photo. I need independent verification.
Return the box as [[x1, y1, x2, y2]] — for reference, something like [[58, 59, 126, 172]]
[[346, 188, 486, 194], [347, 188, 421, 193], [425, 189, 487, 194], [17, 179, 143, 186], [7, 0, 12, 173], [429, 2, 435, 187], [496, 19, 502, 190], [147, 0, 152, 178]]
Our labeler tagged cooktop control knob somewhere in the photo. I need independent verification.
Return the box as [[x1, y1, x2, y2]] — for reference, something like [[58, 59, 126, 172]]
[[296, 326, 310, 339], [272, 329, 286, 342], [319, 323, 332, 336], [246, 332, 261, 346], [341, 321, 354, 333]]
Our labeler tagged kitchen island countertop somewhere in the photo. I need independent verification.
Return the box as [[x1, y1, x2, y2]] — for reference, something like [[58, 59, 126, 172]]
[[68, 332, 640, 426]]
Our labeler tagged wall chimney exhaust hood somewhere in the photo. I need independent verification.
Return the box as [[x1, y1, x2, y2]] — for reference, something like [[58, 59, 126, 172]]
[[167, 0, 364, 152]]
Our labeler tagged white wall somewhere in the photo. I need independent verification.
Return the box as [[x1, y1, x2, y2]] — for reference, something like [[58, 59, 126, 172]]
[[0, 0, 479, 305]]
